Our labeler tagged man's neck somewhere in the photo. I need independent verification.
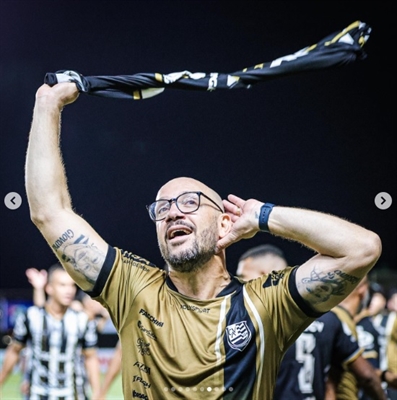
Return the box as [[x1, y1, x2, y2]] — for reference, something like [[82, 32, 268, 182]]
[[168, 259, 231, 300], [45, 299, 68, 320], [338, 296, 360, 318]]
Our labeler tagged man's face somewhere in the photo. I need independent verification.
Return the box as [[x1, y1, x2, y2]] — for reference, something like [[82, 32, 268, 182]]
[[239, 254, 287, 280], [368, 293, 386, 316], [155, 178, 222, 273], [47, 270, 77, 307], [388, 293, 397, 312], [63, 243, 102, 282]]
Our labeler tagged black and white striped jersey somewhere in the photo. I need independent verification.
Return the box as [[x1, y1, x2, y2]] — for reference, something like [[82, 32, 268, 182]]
[[13, 305, 98, 400]]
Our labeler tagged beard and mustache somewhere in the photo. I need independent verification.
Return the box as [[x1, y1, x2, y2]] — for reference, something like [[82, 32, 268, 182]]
[[159, 218, 218, 273]]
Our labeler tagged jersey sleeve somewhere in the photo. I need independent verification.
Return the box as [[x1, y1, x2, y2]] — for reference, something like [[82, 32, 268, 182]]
[[247, 266, 323, 352], [329, 312, 362, 367], [387, 313, 397, 372], [87, 246, 165, 332]]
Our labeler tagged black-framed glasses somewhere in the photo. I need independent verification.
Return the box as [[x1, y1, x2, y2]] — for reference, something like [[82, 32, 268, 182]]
[[146, 191, 224, 221]]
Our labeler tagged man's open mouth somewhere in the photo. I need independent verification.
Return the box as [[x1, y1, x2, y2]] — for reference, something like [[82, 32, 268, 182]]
[[167, 224, 193, 240]]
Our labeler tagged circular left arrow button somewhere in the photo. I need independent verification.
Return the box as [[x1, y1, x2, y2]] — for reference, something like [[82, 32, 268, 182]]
[[4, 192, 22, 210]]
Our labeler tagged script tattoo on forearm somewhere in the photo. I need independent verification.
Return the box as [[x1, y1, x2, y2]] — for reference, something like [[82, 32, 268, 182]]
[[52, 232, 105, 285], [300, 267, 360, 304], [52, 229, 74, 251]]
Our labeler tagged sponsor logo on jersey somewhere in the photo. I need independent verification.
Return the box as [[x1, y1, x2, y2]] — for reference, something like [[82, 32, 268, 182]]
[[137, 320, 157, 341], [139, 309, 164, 327], [180, 304, 210, 314], [133, 375, 151, 389], [226, 321, 252, 351], [121, 250, 156, 270], [137, 338, 151, 356], [132, 390, 148, 399], [133, 361, 151, 375]]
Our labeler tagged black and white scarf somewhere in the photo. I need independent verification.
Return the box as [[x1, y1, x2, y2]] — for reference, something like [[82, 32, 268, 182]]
[[44, 21, 370, 101]]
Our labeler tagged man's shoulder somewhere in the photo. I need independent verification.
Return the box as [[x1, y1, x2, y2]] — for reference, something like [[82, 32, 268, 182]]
[[319, 310, 344, 327], [330, 305, 353, 321], [261, 266, 295, 289], [65, 307, 89, 320], [25, 305, 44, 318]]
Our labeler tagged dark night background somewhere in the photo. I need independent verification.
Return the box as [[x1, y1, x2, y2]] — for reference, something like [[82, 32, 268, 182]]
[[0, 1, 395, 293]]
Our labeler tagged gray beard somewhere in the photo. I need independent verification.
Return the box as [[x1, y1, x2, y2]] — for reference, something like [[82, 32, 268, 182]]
[[160, 225, 217, 273]]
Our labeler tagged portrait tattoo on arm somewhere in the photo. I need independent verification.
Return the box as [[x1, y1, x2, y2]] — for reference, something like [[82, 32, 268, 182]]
[[54, 233, 106, 285], [299, 267, 360, 305]]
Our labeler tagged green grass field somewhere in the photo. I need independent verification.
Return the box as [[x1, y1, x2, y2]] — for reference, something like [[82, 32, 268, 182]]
[[0, 373, 123, 399]]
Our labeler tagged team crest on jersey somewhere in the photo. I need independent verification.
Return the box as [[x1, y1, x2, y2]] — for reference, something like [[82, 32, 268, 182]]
[[226, 321, 252, 352]]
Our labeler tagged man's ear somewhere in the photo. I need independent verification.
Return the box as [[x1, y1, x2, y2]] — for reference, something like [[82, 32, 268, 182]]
[[218, 213, 232, 238], [45, 283, 52, 297]]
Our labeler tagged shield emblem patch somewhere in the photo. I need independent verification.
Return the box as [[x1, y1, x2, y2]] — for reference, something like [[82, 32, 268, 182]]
[[226, 321, 252, 352]]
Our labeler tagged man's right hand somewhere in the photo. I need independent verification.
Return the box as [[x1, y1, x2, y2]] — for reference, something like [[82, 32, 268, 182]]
[[35, 83, 79, 109], [26, 268, 48, 290]]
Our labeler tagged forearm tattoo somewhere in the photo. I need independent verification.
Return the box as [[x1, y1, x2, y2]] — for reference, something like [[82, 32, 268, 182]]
[[299, 267, 360, 304], [52, 229, 75, 251], [52, 231, 105, 285]]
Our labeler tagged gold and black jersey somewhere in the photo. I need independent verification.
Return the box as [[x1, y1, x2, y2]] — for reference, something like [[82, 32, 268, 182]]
[[12, 306, 98, 400], [89, 246, 321, 400], [329, 306, 363, 400], [387, 313, 397, 373]]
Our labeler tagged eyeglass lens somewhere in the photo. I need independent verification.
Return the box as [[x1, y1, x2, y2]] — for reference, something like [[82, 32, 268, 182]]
[[153, 192, 200, 220]]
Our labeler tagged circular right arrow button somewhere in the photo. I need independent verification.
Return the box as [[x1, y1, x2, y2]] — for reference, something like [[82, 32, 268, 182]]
[[374, 192, 392, 210]]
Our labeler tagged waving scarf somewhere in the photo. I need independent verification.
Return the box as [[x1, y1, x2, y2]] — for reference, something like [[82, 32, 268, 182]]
[[44, 21, 370, 101]]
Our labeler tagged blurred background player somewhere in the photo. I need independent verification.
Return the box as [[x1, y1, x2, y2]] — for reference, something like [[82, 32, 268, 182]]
[[355, 283, 386, 367], [0, 264, 101, 399], [25, 266, 115, 398], [326, 276, 387, 399], [355, 281, 397, 399], [367, 285, 397, 400], [387, 289, 397, 313], [238, 245, 386, 400], [236, 244, 287, 280]]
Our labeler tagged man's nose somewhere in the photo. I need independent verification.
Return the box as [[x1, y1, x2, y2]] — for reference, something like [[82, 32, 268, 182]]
[[166, 201, 183, 220]]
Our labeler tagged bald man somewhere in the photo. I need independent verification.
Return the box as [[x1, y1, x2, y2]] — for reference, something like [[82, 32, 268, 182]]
[[24, 82, 382, 399]]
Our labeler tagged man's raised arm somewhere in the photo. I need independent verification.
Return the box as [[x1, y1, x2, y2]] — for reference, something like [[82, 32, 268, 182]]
[[25, 83, 109, 291], [217, 194, 382, 313]]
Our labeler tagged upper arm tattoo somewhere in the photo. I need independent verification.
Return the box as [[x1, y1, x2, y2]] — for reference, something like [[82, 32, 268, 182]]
[[298, 266, 360, 305], [52, 232, 106, 285]]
